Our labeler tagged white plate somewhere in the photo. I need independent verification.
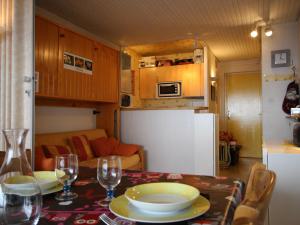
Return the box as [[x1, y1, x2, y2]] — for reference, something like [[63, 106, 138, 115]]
[[109, 195, 210, 223]]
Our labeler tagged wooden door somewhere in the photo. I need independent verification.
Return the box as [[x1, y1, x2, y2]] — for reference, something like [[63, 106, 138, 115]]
[[226, 72, 262, 158], [139, 68, 158, 99], [58, 28, 94, 100], [35, 17, 59, 97]]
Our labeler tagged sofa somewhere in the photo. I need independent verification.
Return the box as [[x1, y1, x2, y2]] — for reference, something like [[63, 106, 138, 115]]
[[35, 129, 145, 171]]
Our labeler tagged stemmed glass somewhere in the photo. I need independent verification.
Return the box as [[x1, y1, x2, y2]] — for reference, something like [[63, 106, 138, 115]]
[[55, 154, 79, 201], [97, 156, 122, 207]]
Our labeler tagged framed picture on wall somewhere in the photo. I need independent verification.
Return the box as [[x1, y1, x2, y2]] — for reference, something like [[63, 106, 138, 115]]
[[271, 49, 291, 68]]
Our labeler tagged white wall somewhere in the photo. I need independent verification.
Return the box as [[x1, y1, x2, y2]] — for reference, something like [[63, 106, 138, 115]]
[[35, 106, 96, 133], [217, 58, 261, 130], [262, 22, 300, 143]]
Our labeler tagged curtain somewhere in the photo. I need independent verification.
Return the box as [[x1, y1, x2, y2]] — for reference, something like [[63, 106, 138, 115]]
[[0, 0, 34, 150]]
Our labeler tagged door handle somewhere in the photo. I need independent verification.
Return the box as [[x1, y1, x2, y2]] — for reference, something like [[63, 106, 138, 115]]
[[227, 111, 231, 119]]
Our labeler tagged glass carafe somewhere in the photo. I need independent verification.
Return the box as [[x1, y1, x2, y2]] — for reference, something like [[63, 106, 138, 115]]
[[0, 129, 42, 225]]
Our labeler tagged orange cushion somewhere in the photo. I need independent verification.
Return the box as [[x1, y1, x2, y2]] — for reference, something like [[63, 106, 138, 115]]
[[90, 137, 119, 157], [112, 143, 139, 156], [42, 145, 72, 158], [35, 146, 55, 171], [70, 135, 94, 161]]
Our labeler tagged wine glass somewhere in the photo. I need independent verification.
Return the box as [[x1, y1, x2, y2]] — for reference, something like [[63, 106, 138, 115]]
[[55, 154, 79, 201], [97, 156, 122, 207]]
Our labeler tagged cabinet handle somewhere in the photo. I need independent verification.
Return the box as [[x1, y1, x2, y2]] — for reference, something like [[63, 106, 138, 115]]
[[59, 33, 65, 38]]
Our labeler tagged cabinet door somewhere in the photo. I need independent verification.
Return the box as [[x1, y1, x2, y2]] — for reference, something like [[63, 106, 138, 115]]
[[58, 28, 95, 100], [35, 17, 59, 97], [94, 43, 119, 102], [157, 66, 182, 82], [139, 68, 158, 99], [181, 64, 204, 97]]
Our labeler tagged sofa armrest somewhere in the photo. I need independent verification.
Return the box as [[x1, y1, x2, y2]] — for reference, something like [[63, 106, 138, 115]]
[[137, 147, 145, 171]]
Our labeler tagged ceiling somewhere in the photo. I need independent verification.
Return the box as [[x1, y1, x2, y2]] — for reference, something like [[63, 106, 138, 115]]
[[36, 0, 300, 61]]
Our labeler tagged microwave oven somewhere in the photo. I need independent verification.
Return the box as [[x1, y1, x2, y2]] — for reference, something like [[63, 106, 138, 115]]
[[157, 81, 182, 97]]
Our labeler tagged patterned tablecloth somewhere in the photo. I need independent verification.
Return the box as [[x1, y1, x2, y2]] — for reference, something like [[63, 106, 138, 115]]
[[39, 167, 244, 225]]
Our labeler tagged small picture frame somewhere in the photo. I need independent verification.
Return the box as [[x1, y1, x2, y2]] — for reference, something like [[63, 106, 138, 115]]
[[271, 49, 291, 68]]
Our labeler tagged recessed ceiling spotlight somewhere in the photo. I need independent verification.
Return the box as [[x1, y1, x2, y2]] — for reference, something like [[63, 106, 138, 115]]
[[264, 27, 273, 37], [250, 29, 258, 38]]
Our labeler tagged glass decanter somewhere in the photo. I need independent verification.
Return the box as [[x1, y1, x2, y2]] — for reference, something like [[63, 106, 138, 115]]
[[0, 129, 42, 225]]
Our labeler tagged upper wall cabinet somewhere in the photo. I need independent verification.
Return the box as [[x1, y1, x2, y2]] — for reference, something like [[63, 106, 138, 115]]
[[139, 64, 204, 99], [35, 17, 119, 103], [139, 67, 159, 99], [35, 17, 59, 97], [94, 43, 119, 102]]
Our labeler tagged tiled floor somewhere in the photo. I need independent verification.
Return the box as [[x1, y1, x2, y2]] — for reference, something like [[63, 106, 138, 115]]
[[218, 157, 262, 184]]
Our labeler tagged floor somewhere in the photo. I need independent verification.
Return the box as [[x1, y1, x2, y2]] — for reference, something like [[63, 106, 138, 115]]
[[218, 157, 262, 184]]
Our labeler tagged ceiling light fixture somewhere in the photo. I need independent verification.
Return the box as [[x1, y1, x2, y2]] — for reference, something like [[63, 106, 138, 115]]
[[250, 29, 258, 38], [250, 20, 273, 38], [264, 26, 273, 37]]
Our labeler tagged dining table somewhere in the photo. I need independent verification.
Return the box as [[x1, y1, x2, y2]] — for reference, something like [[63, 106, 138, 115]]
[[39, 167, 244, 225]]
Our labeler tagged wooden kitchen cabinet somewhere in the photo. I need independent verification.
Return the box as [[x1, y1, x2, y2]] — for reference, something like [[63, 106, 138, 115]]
[[94, 43, 119, 102], [35, 17, 59, 97], [139, 63, 204, 99], [139, 67, 158, 99], [180, 64, 204, 97]]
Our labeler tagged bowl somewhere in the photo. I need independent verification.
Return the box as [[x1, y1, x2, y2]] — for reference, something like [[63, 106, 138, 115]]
[[125, 182, 200, 213]]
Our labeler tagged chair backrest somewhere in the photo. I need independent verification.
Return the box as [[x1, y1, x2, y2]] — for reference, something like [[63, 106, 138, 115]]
[[245, 162, 266, 199], [233, 168, 276, 225]]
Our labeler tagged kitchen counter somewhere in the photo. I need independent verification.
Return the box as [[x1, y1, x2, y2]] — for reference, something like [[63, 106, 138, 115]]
[[263, 141, 300, 225], [263, 141, 300, 154], [120, 106, 209, 111]]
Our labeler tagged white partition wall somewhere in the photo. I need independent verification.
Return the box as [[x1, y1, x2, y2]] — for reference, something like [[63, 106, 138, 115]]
[[121, 110, 218, 175]]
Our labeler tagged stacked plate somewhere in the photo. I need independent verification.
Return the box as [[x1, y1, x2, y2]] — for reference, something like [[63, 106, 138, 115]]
[[34, 171, 64, 195], [109, 182, 210, 223]]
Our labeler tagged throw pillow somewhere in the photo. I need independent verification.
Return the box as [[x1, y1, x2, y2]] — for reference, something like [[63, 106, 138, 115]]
[[112, 143, 139, 156], [70, 135, 94, 161], [41, 145, 72, 158], [90, 137, 119, 157]]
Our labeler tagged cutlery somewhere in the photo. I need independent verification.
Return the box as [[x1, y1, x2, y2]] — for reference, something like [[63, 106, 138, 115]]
[[99, 213, 119, 225]]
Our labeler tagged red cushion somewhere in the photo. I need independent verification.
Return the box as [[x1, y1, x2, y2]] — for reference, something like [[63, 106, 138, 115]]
[[70, 135, 94, 161], [112, 143, 139, 156], [90, 137, 119, 157], [42, 145, 72, 158]]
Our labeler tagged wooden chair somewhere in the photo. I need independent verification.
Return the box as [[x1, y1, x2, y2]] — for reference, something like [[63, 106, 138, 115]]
[[233, 168, 276, 225], [245, 162, 266, 199]]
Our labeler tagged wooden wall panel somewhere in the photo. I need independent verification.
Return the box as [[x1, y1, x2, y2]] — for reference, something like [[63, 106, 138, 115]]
[[35, 17, 59, 97], [58, 28, 95, 100], [96, 103, 120, 138]]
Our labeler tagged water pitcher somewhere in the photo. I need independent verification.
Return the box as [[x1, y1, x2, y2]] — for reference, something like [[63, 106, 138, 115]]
[[0, 129, 42, 225]]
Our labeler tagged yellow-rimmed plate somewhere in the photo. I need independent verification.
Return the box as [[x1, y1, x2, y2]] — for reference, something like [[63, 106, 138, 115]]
[[41, 184, 63, 195], [109, 195, 210, 223], [125, 182, 200, 212]]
